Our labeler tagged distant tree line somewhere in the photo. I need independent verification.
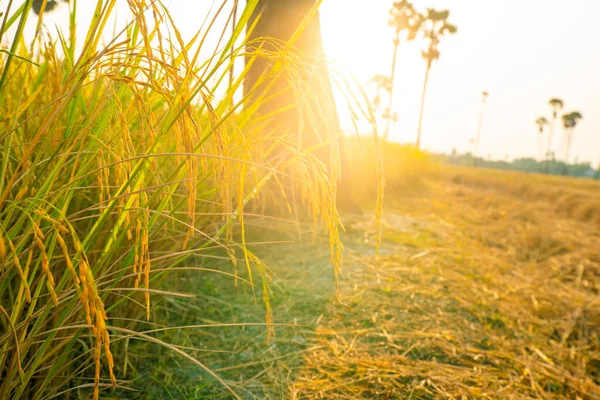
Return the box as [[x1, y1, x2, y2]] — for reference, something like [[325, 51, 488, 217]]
[[436, 151, 599, 179]]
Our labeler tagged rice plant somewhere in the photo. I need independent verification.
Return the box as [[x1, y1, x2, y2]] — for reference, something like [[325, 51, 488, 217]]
[[0, 0, 381, 398]]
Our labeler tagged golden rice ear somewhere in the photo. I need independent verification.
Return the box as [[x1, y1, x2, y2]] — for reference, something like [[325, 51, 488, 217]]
[[0, 234, 5, 260]]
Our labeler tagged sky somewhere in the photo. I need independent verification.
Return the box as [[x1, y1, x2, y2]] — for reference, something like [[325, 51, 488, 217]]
[[3, 0, 599, 165], [320, 1, 600, 165]]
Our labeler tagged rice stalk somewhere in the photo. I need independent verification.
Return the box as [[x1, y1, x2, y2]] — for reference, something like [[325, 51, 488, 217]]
[[0, 0, 380, 398]]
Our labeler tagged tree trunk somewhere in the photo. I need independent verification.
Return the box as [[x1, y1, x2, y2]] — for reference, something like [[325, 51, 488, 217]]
[[474, 99, 486, 159], [245, 0, 339, 150], [415, 60, 432, 150], [245, 0, 359, 212]]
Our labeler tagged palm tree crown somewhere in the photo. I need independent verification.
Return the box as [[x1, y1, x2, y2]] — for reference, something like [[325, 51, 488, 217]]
[[549, 98, 564, 118], [534, 116, 548, 160], [370, 74, 393, 95], [370, 74, 392, 111], [388, 1, 422, 41], [561, 111, 583, 172], [535, 117, 548, 133], [562, 111, 582, 129], [421, 8, 458, 61]]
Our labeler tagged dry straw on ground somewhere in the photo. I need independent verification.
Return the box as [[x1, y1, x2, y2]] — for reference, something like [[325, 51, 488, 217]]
[[290, 169, 600, 399]]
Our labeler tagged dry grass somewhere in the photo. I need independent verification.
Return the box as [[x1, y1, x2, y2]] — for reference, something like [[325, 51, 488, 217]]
[[287, 169, 600, 399], [447, 166, 600, 226]]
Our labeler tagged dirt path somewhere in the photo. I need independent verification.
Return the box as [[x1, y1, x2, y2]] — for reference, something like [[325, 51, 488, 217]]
[[289, 179, 600, 399]]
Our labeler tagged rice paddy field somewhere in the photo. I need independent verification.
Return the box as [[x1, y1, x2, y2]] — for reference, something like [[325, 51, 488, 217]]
[[1, 1, 600, 399]]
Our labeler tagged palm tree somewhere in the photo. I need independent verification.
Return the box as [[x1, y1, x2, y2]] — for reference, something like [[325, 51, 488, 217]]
[[415, 9, 457, 149], [535, 116, 548, 160], [385, 0, 421, 140], [369, 74, 399, 125], [561, 111, 583, 175], [370, 74, 392, 111], [474, 91, 489, 155], [545, 97, 564, 173]]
